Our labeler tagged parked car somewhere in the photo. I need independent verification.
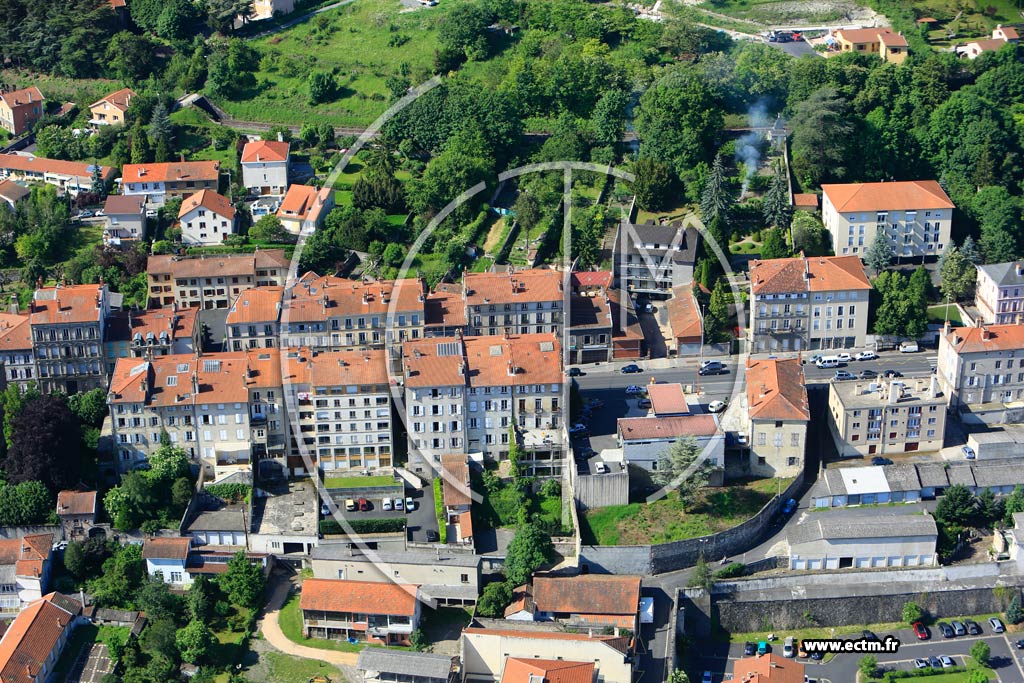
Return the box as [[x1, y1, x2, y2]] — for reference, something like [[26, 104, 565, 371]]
[[145, 209, 158, 218], [757, 641, 769, 655], [783, 637, 795, 658], [701, 672, 712, 683], [990, 617, 1005, 633], [425, 529, 439, 542], [358, 498, 370, 511], [638, 398, 652, 409], [699, 361, 728, 376], [781, 498, 797, 515], [708, 400, 727, 413], [836, 353, 852, 362], [928, 656, 941, 669], [394, 498, 404, 511], [859, 370, 878, 379], [809, 650, 823, 661], [951, 621, 966, 637], [797, 640, 808, 658], [965, 620, 981, 635], [405, 496, 415, 511], [345, 499, 356, 511], [912, 622, 929, 640], [1015, 638, 1024, 649], [807, 354, 823, 365], [939, 656, 955, 669], [595, 462, 609, 474], [834, 370, 857, 381], [855, 351, 878, 361], [899, 341, 920, 353], [937, 622, 954, 638], [321, 502, 333, 516], [569, 424, 589, 436], [382, 497, 393, 511], [871, 457, 893, 466], [77, 210, 94, 219], [568, 367, 584, 377], [913, 658, 929, 669], [962, 446, 976, 460], [621, 364, 643, 374], [625, 385, 646, 395], [743, 642, 756, 656], [884, 369, 904, 378], [862, 630, 879, 642]]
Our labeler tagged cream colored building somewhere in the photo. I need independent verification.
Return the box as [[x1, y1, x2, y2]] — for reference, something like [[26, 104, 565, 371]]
[[147, 250, 290, 310], [937, 323, 1024, 415], [746, 358, 809, 478], [975, 262, 1024, 325], [464, 269, 564, 336], [827, 376, 946, 457], [821, 180, 953, 261]]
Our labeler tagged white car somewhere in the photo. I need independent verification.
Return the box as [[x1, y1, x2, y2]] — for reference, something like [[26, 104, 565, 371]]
[[405, 496, 415, 511], [625, 385, 645, 395], [939, 656, 954, 669], [145, 209, 158, 218], [913, 659, 929, 669], [382, 497, 393, 511], [854, 351, 878, 361], [835, 353, 852, 362], [394, 498, 404, 511], [708, 400, 727, 413], [595, 462, 609, 474], [783, 637, 795, 658]]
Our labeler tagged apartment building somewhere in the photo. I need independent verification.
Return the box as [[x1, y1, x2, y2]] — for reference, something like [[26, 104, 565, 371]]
[[0, 154, 114, 195], [937, 323, 1024, 417], [614, 221, 700, 299], [30, 283, 112, 394], [0, 312, 33, 390], [746, 358, 809, 478], [104, 306, 200, 373], [0, 594, 79, 683], [102, 194, 147, 245], [975, 262, 1024, 325], [147, 250, 290, 309], [464, 269, 563, 336], [821, 181, 953, 261], [424, 283, 468, 338], [121, 160, 221, 205], [401, 334, 564, 476], [240, 139, 290, 196], [0, 87, 44, 135], [178, 189, 236, 246], [827, 376, 946, 457], [568, 272, 643, 364], [749, 254, 872, 353], [0, 534, 53, 614], [280, 274, 425, 350], [226, 287, 284, 350]]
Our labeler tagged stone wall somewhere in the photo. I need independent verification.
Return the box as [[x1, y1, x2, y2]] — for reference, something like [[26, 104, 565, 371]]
[[574, 471, 629, 510]]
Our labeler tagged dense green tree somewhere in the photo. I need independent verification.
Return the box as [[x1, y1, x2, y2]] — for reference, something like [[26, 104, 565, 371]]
[[129, 124, 150, 165], [760, 228, 789, 259], [308, 71, 337, 105], [790, 87, 856, 187], [970, 641, 991, 667], [187, 575, 216, 622], [591, 89, 629, 146], [791, 212, 829, 256], [864, 230, 892, 273], [221, 552, 265, 610], [762, 162, 791, 231], [1006, 486, 1024, 526], [505, 523, 553, 585], [476, 580, 512, 617], [731, 42, 790, 102], [699, 152, 732, 228], [248, 215, 293, 244], [2, 382, 38, 448], [704, 279, 730, 343], [938, 246, 975, 302], [35, 126, 82, 160], [972, 186, 1021, 263], [4, 395, 82, 492], [1007, 593, 1023, 625], [438, 2, 492, 61], [631, 157, 674, 212], [176, 620, 215, 664], [156, 0, 197, 40], [872, 270, 927, 339], [902, 601, 923, 624], [859, 656, 878, 678], [68, 388, 108, 428], [87, 544, 145, 608], [687, 552, 711, 590], [935, 484, 977, 527], [653, 436, 716, 508], [667, 670, 691, 683], [136, 577, 185, 621], [960, 235, 981, 265], [405, 128, 495, 223]]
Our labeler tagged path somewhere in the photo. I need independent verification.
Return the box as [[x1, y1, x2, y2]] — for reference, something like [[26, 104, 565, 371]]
[[258, 575, 360, 666]]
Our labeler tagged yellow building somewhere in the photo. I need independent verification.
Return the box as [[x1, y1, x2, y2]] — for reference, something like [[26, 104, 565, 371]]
[[834, 28, 908, 63]]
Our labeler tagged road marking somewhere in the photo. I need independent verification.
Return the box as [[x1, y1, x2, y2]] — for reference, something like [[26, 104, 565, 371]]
[[1006, 633, 1024, 683]]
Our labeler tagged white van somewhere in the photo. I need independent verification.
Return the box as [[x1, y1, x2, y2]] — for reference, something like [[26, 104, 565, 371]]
[[899, 341, 919, 353], [815, 356, 841, 368]]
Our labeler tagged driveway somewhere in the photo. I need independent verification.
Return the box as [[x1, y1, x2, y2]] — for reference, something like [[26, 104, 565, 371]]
[[406, 480, 439, 542], [68, 643, 111, 683], [258, 575, 360, 666]]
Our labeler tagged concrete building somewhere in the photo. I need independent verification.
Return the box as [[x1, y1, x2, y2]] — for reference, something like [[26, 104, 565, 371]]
[[277, 184, 334, 234], [0, 154, 113, 196], [142, 537, 193, 588], [821, 180, 953, 260], [30, 283, 112, 394], [568, 272, 644, 364], [178, 189, 236, 246], [424, 283, 468, 338], [248, 479, 319, 560], [0, 534, 52, 615], [749, 254, 872, 353], [241, 139, 290, 196], [0, 312, 33, 391], [299, 579, 427, 646], [102, 194, 147, 245], [146, 250, 290, 310], [788, 506, 938, 570], [614, 220, 700, 299], [937, 323, 1024, 422], [746, 358, 809, 478], [226, 287, 284, 351], [975, 262, 1024, 325], [88, 88, 135, 128], [356, 650, 458, 683], [464, 269, 563, 336], [311, 545, 481, 605], [828, 376, 945, 457], [811, 464, 923, 508], [504, 575, 641, 633], [104, 306, 200, 373], [0, 87, 44, 135], [121, 160, 220, 205], [616, 414, 723, 472]]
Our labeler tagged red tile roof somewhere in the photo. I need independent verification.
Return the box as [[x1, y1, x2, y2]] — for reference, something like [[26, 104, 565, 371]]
[[441, 455, 471, 508], [501, 658, 595, 683], [307, 349, 389, 387], [464, 269, 563, 307], [29, 284, 106, 326], [285, 276, 424, 322], [179, 189, 235, 220], [0, 180, 29, 205], [647, 383, 688, 416], [241, 140, 290, 164], [103, 194, 146, 215], [147, 249, 289, 279], [666, 286, 702, 343], [142, 537, 191, 561], [792, 193, 818, 209], [0, 314, 30, 352], [300, 579, 418, 616], [105, 307, 198, 344], [277, 184, 332, 224], [944, 324, 1024, 354], [121, 160, 220, 185], [56, 490, 97, 517], [0, 534, 52, 579], [571, 271, 613, 290], [402, 338, 467, 388], [89, 88, 136, 113], [0, 596, 76, 683], [822, 180, 953, 213], [750, 255, 870, 296], [834, 27, 905, 46], [997, 25, 1020, 39], [425, 285, 467, 328], [0, 154, 113, 182], [226, 287, 284, 325], [746, 358, 809, 422], [463, 334, 562, 388], [0, 87, 43, 111], [532, 575, 641, 617], [617, 414, 718, 441], [730, 654, 805, 683]]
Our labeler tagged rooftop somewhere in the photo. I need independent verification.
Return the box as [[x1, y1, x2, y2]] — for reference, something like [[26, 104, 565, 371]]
[[464, 268, 563, 307], [357, 649, 457, 680], [103, 194, 146, 215], [944, 324, 1024, 354], [821, 180, 953, 212], [311, 545, 480, 567], [501, 658, 594, 683], [56, 490, 97, 517], [0, 154, 114, 181], [105, 306, 198, 344], [789, 505, 937, 545], [0, 180, 30, 204], [89, 88, 136, 113], [241, 140, 290, 164], [299, 578, 418, 616], [141, 536, 191, 561], [666, 286, 702, 342], [647, 383, 689, 416], [0, 87, 43, 110], [251, 479, 318, 538], [730, 654, 804, 683], [226, 287, 284, 325], [285, 275, 424, 322], [750, 255, 871, 296], [30, 284, 106, 326], [147, 249, 289, 279], [122, 160, 220, 185], [179, 189, 236, 220], [532, 575, 641, 616], [747, 358, 809, 422], [0, 595, 75, 683], [831, 376, 942, 409], [617, 414, 719, 441]]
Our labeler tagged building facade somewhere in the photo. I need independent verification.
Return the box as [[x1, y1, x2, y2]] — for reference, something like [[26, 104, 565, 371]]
[[121, 160, 220, 204], [937, 323, 1024, 415], [88, 88, 135, 128], [178, 189, 236, 246], [0, 87, 44, 135], [29, 283, 111, 394], [0, 154, 113, 195], [464, 269, 564, 336], [827, 376, 946, 457], [614, 221, 700, 299], [975, 262, 1024, 325], [102, 194, 147, 245], [746, 358, 809, 478], [226, 287, 284, 351], [146, 250, 290, 310], [241, 140, 290, 196]]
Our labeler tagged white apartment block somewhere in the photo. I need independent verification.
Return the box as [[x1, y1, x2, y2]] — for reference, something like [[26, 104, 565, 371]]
[[30, 283, 112, 394], [749, 255, 872, 353], [822, 181, 953, 260], [241, 140, 290, 197], [975, 262, 1024, 325], [937, 323, 1024, 418]]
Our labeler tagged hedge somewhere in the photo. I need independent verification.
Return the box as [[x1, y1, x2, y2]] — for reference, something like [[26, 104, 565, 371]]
[[319, 518, 406, 535], [204, 483, 251, 503], [433, 477, 447, 543]]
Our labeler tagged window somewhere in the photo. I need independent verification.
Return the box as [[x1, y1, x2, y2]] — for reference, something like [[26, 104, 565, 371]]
[[460, 573, 469, 583], [170, 571, 183, 583]]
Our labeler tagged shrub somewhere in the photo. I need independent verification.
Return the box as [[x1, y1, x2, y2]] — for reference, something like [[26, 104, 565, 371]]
[[714, 562, 747, 579], [319, 518, 406, 535]]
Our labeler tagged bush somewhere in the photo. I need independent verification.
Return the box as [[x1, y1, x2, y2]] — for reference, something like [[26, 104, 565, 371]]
[[714, 562, 747, 579], [970, 640, 990, 667], [1007, 593, 1022, 624], [902, 601, 923, 624], [319, 518, 406, 535], [204, 483, 251, 503]]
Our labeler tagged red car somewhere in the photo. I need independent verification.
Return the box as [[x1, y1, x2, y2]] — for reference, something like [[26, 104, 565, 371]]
[[912, 622, 929, 640], [358, 498, 370, 511]]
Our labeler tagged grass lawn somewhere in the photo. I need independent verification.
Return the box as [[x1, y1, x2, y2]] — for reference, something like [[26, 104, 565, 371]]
[[51, 624, 130, 682], [208, 605, 252, 666], [324, 474, 395, 488], [279, 589, 364, 652], [866, 658, 996, 682], [265, 651, 343, 683], [472, 472, 570, 534], [927, 303, 963, 325], [218, 0, 447, 128], [581, 477, 792, 546]]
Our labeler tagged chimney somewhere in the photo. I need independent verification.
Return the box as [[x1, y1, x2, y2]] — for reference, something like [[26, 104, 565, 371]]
[[277, 131, 284, 143], [759, 383, 767, 398], [1016, 262, 1022, 277], [943, 319, 951, 337], [981, 327, 992, 341], [930, 373, 940, 399]]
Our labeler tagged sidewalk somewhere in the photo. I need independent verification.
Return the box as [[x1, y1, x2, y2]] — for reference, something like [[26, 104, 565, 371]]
[[258, 575, 360, 666]]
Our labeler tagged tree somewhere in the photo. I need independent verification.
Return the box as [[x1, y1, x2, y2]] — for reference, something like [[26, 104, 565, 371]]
[[1007, 593, 1023, 624], [667, 671, 690, 683], [64, 540, 87, 578], [505, 523, 553, 585], [156, 0, 196, 41], [935, 484, 977, 527], [790, 88, 857, 187], [187, 575, 216, 621], [136, 576, 185, 621], [762, 161, 792, 231], [1006, 486, 1024, 526], [902, 601, 923, 624], [759, 228, 789, 259], [591, 89, 629, 146], [687, 552, 712, 590], [699, 152, 732, 228], [382, 243, 406, 268], [939, 245, 975, 302], [632, 158, 673, 212], [968, 670, 990, 683], [105, 31, 159, 82], [961, 235, 981, 265], [68, 388, 108, 428], [148, 102, 173, 150], [864, 230, 892, 273], [4, 395, 82, 492], [248, 215, 292, 243], [437, 2, 491, 60], [176, 620, 215, 664], [972, 185, 1021, 263], [308, 71, 337, 105], [791, 212, 828, 256], [221, 551, 264, 610], [858, 656, 878, 678], [476, 580, 512, 617], [651, 438, 716, 507], [970, 640, 991, 667], [1, 382, 37, 449], [87, 544, 144, 608], [148, 443, 190, 483], [129, 124, 150, 165], [703, 279, 731, 343]]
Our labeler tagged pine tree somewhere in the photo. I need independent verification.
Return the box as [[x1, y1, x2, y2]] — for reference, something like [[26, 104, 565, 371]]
[[865, 230, 892, 273], [154, 137, 170, 163], [699, 152, 732, 226], [960, 235, 981, 264], [762, 161, 792, 231], [760, 228, 789, 259], [130, 124, 150, 165], [89, 160, 105, 197], [148, 102, 173, 149]]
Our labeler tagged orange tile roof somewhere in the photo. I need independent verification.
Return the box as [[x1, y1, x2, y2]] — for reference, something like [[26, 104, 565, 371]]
[[147, 249, 289, 279], [89, 88, 136, 113], [533, 575, 640, 617], [0, 87, 43, 111], [441, 455, 471, 508], [0, 313, 29, 352], [425, 286, 467, 328], [647, 383, 688, 416], [746, 358, 809, 422], [463, 334, 562, 388], [666, 285, 702, 343], [29, 284, 106, 326], [0, 154, 113, 182], [307, 349, 388, 387], [464, 269, 563, 307], [571, 271, 613, 290], [105, 307, 198, 344], [0, 180, 29, 205], [617, 414, 718, 441], [462, 627, 630, 654], [403, 338, 467, 388], [103, 194, 146, 214], [179, 189, 235, 220], [834, 27, 904, 45], [878, 31, 909, 47], [142, 537, 191, 560], [730, 654, 805, 683], [750, 255, 870, 295], [501, 658, 595, 683], [285, 276, 424, 322], [0, 597, 75, 683], [822, 180, 953, 213], [277, 184, 332, 224], [226, 287, 284, 325], [944, 324, 1024, 354], [0, 534, 52, 579], [998, 25, 1020, 39], [56, 490, 97, 517], [241, 140, 290, 164], [457, 510, 473, 539], [121, 160, 220, 185], [792, 193, 818, 209], [299, 578, 418, 616]]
